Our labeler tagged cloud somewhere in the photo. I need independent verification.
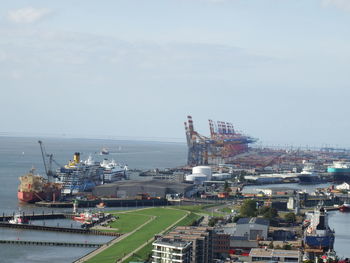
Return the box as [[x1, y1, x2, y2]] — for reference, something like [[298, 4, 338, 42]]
[[321, 0, 350, 11], [7, 7, 52, 24]]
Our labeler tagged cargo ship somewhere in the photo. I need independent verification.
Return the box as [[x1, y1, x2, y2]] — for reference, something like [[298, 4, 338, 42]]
[[304, 207, 335, 251], [298, 162, 321, 184], [18, 168, 61, 203], [327, 161, 350, 182]]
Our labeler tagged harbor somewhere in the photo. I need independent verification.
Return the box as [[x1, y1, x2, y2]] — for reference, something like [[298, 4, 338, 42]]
[[2, 135, 350, 262]]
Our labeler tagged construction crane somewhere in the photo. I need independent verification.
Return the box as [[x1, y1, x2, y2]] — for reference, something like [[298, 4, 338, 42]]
[[38, 140, 60, 182]]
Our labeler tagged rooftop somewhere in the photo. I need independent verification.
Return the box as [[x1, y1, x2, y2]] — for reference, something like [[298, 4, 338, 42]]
[[250, 248, 300, 258], [153, 238, 192, 249], [236, 217, 269, 226]]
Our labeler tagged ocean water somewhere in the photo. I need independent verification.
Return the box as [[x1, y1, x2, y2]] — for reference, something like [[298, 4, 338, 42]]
[[0, 136, 186, 263]]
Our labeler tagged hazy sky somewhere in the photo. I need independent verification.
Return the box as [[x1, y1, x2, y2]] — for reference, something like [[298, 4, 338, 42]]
[[0, 0, 349, 146]]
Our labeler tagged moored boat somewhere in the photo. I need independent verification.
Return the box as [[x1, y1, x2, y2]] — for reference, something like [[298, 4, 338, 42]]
[[96, 202, 106, 208], [9, 213, 29, 224], [298, 161, 321, 184], [327, 161, 350, 182], [304, 207, 335, 251], [17, 168, 61, 203], [339, 203, 350, 212]]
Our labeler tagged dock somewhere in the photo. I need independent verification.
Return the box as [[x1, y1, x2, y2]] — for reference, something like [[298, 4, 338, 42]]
[[0, 212, 68, 222], [0, 239, 103, 247], [0, 222, 121, 236], [35, 198, 169, 208]]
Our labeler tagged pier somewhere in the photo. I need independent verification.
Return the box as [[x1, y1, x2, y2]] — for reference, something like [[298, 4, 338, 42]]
[[35, 198, 169, 208], [0, 222, 121, 236], [0, 239, 103, 248], [0, 211, 68, 222]]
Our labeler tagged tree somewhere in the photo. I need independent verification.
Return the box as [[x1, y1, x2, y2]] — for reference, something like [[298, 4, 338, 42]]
[[268, 241, 274, 249], [258, 206, 278, 219], [224, 181, 231, 193], [284, 212, 296, 223], [240, 199, 257, 217], [283, 244, 292, 250]]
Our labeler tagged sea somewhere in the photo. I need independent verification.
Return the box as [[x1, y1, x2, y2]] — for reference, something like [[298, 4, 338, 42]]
[[0, 136, 349, 262]]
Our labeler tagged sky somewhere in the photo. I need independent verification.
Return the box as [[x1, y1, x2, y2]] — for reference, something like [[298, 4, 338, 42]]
[[0, 0, 349, 146]]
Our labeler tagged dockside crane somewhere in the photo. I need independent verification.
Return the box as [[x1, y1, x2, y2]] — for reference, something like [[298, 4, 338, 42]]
[[38, 140, 59, 182]]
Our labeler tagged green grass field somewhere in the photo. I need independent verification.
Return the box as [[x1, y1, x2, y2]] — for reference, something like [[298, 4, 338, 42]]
[[176, 204, 224, 217], [85, 208, 187, 263], [108, 212, 151, 234], [123, 212, 201, 263]]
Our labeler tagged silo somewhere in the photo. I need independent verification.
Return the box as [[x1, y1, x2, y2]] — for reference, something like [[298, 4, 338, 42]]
[[192, 166, 212, 180]]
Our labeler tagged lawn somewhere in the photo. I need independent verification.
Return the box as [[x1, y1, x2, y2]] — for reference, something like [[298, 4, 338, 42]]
[[123, 212, 201, 263], [176, 204, 224, 217], [85, 208, 187, 263], [108, 212, 151, 234]]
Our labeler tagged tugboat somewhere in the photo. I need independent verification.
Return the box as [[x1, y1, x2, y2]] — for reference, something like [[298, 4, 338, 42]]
[[9, 213, 29, 224], [304, 207, 335, 251]]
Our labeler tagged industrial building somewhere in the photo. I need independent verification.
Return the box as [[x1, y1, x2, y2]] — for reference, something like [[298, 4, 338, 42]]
[[92, 180, 196, 198], [234, 218, 269, 240], [249, 248, 301, 263]]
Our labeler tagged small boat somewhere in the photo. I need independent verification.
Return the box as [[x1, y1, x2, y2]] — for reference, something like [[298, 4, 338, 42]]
[[100, 148, 109, 155], [73, 210, 102, 224], [339, 203, 350, 212], [9, 213, 29, 224], [96, 202, 106, 209]]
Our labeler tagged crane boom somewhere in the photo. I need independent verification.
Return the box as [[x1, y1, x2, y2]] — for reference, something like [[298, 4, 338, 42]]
[[38, 140, 49, 178]]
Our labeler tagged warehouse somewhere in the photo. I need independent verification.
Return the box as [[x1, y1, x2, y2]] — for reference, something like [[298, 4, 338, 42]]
[[92, 180, 196, 198]]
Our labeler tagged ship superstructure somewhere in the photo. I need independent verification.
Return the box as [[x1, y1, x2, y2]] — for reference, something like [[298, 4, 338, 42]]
[[100, 159, 127, 183], [55, 152, 104, 195]]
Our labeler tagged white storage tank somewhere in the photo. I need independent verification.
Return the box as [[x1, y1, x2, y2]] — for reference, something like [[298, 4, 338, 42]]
[[192, 166, 212, 180], [185, 173, 207, 184]]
